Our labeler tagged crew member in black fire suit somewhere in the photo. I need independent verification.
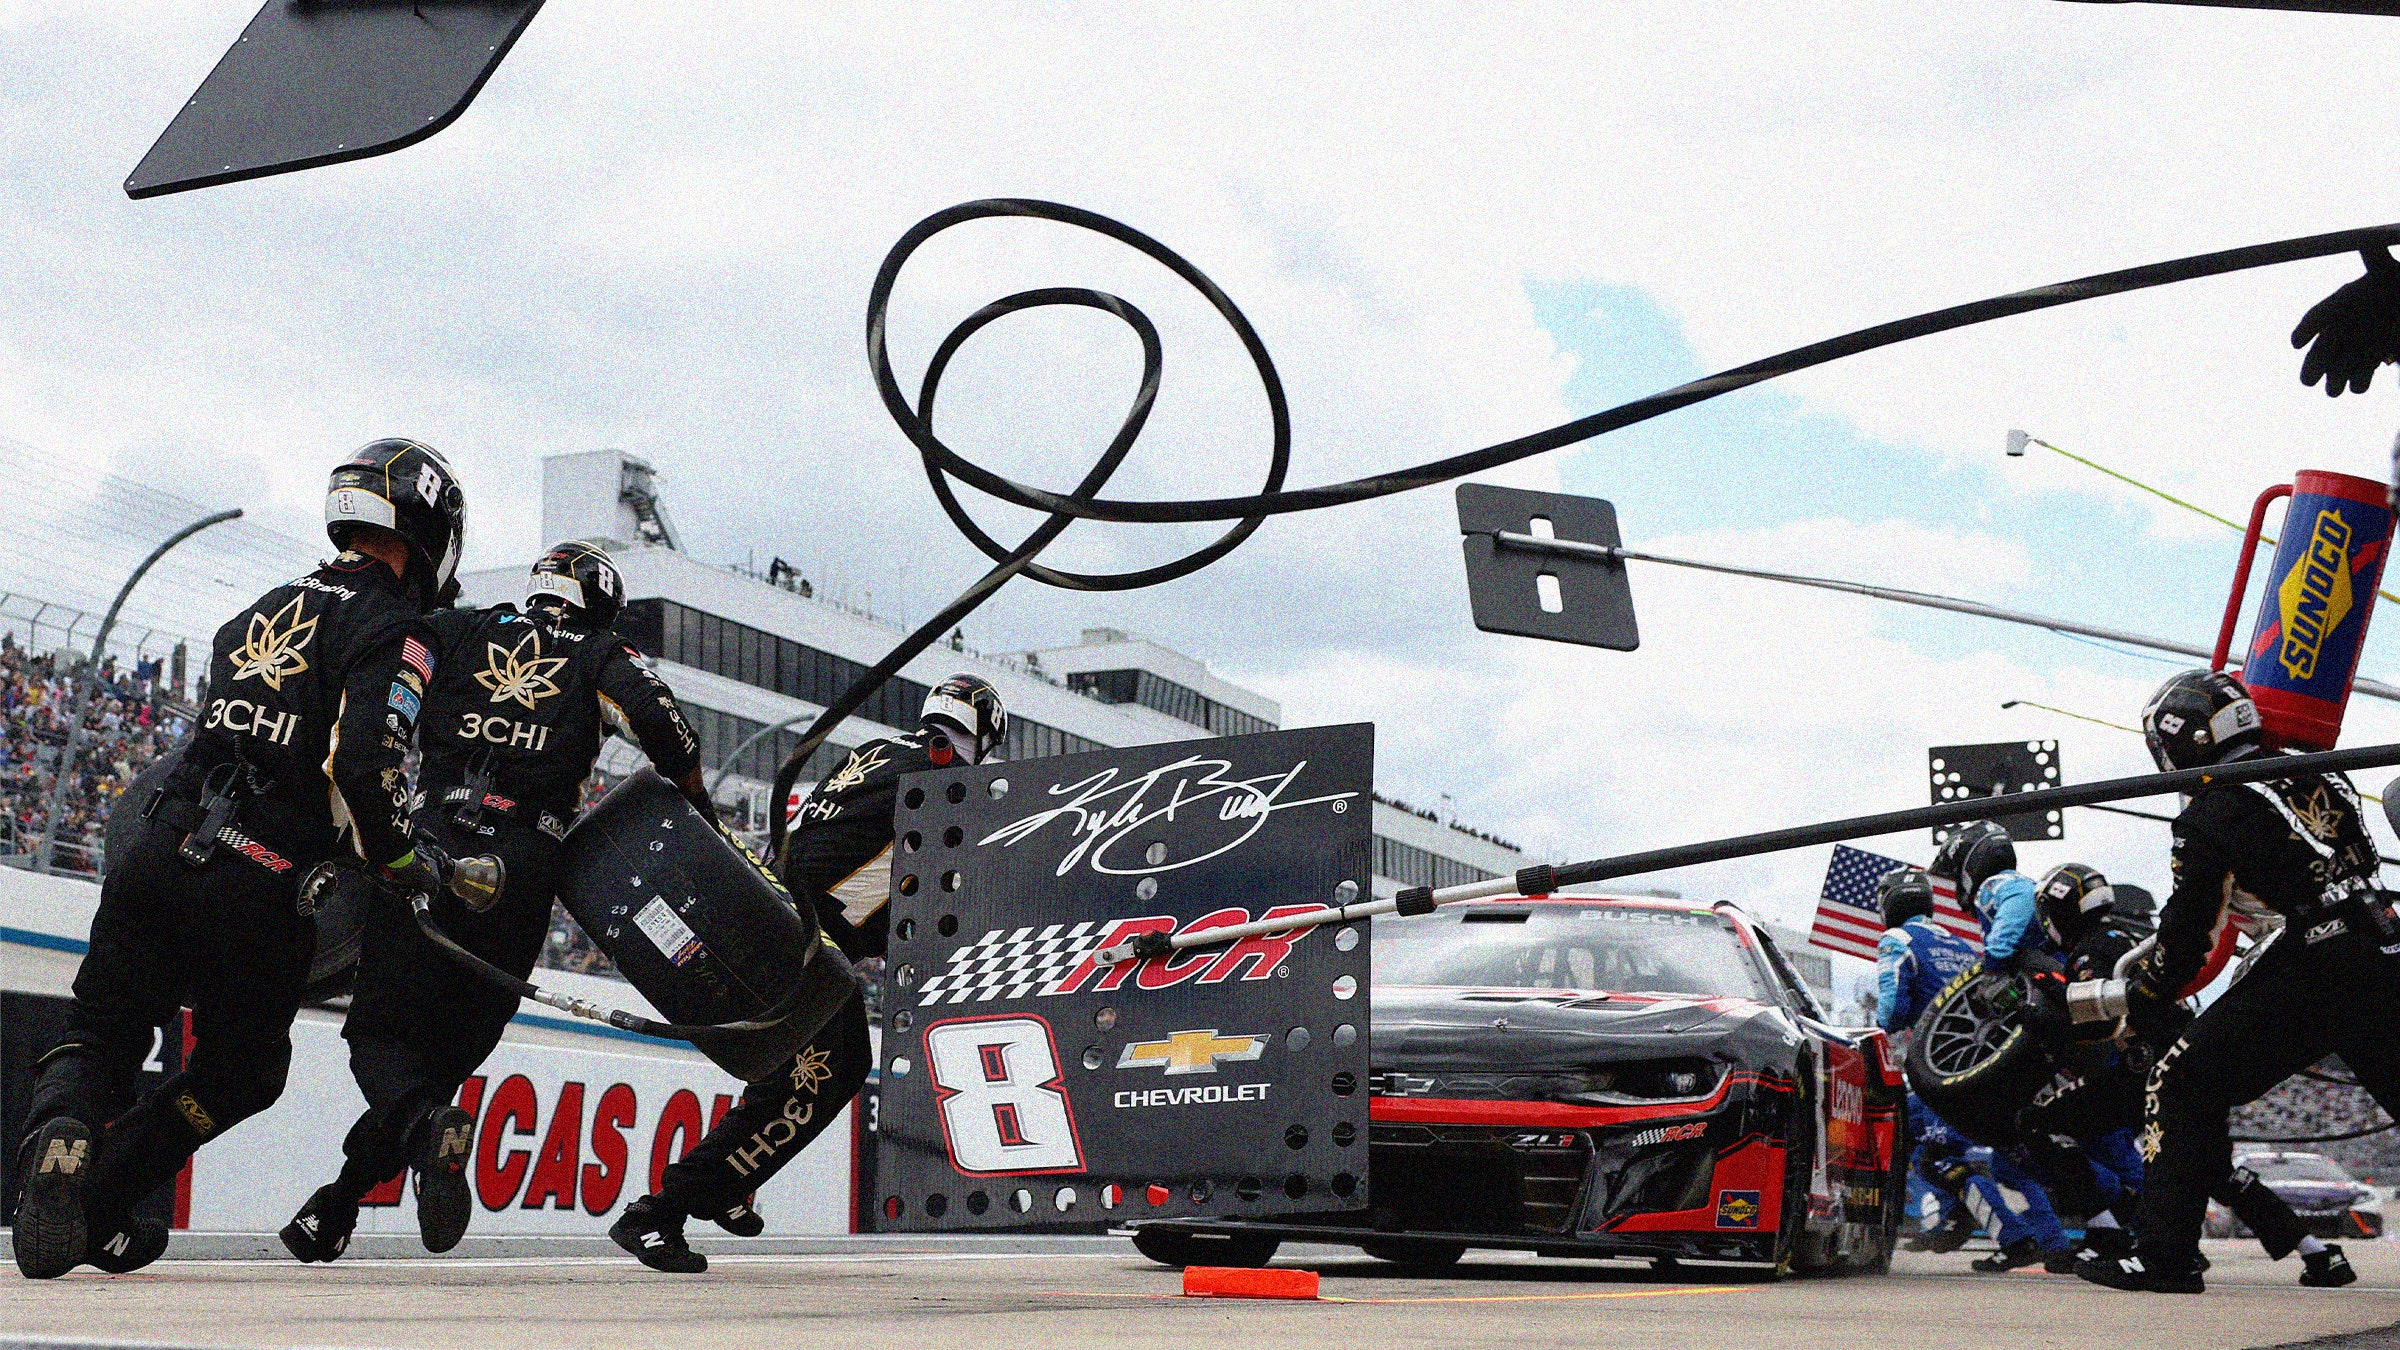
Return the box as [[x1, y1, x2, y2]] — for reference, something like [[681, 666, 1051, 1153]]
[[2028, 865, 2347, 1282], [279, 541, 709, 1263], [2081, 669, 2396, 1294], [609, 673, 1008, 1272], [12, 440, 469, 1280]]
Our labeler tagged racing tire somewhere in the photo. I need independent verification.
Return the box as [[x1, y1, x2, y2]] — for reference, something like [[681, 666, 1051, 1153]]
[[1130, 1228, 1281, 1269], [1359, 1240, 1465, 1267], [1778, 1080, 1838, 1277], [1903, 966, 2054, 1149]]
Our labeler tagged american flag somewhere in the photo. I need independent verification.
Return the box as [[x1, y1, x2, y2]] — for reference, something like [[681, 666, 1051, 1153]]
[[1811, 845, 1983, 962], [401, 636, 434, 682]]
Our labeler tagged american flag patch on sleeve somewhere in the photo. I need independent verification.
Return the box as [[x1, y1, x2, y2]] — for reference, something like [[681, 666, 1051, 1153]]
[[401, 636, 434, 683]]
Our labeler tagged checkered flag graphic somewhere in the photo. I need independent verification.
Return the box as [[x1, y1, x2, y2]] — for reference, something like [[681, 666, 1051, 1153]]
[[915, 922, 1116, 1006]]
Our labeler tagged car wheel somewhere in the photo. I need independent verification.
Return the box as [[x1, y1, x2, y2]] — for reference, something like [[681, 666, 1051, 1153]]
[[1359, 1240, 1465, 1267], [1903, 967, 2056, 1148], [1778, 1094, 1833, 1277], [1130, 1228, 1280, 1269]]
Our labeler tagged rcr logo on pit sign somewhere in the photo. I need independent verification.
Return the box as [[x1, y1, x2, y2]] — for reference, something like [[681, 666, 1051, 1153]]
[[912, 904, 1331, 1007]]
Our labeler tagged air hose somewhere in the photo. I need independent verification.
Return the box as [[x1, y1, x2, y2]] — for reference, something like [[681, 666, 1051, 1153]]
[[771, 202, 2400, 853]]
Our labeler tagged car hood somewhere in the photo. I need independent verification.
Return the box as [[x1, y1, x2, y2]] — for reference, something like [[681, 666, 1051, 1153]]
[[1370, 984, 1797, 1071], [2268, 1181, 2369, 1208]]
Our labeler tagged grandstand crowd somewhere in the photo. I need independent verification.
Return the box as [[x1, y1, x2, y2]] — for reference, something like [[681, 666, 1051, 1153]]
[[0, 632, 188, 876]]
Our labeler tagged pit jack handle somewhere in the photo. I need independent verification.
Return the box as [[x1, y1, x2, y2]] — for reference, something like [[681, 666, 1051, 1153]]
[[2213, 482, 2294, 672]]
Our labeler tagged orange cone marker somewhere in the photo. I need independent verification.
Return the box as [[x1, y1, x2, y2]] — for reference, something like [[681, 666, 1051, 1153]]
[[1182, 1265, 1321, 1300]]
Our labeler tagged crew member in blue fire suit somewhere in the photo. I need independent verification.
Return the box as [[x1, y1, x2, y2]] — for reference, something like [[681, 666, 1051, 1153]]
[[1875, 867, 1980, 1246]]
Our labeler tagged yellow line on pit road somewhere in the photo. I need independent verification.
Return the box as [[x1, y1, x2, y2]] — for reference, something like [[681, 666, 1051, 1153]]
[[1323, 1284, 1751, 1306]]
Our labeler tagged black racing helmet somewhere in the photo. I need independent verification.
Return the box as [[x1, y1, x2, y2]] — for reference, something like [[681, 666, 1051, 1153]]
[[922, 673, 1007, 760], [2142, 668, 2264, 771], [1876, 867, 1936, 929], [325, 439, 467, 602], [2036, 862, 2115, 945], [1928, 820, 2015, 903], [525, 540, 625, 628]]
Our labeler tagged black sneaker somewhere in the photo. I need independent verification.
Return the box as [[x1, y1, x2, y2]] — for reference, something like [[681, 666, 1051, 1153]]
[[2079, 1226, 2136, 1260], [611, 1197, 707, 1273], [86, 1219, 169, 1274], [281, 1184, 361, 1264], [1973, 1238, 2049, 1272], [412, 1106, 475, 1254], [2077, 1253, 2205, 1294], [13, 1118, 94, 1279], [714, 1200, 765, 1237], [2042, 1246, 2083, 1274], [2301, 1245, 2357, 1288]]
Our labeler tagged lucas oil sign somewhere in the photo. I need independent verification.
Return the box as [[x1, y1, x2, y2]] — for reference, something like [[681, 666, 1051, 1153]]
[[876, 725, 1375, 1231]]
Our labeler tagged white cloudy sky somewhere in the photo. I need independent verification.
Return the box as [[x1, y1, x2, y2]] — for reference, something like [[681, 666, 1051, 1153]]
[[10, 2, 2400, 975]]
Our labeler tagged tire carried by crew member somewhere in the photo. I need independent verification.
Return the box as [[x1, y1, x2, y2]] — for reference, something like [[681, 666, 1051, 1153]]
[[609, 674, 1008, 1273], [12, 440, 467, 1280], [278, 540, 711, 1265]]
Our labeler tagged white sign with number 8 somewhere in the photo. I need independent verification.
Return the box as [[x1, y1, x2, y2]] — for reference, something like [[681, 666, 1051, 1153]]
[[923, 1015, 1085, 1176]]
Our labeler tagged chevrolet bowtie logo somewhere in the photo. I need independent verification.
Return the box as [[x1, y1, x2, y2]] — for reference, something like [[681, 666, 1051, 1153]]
[[1115, 1028, 1269, 1076], [474, 631, 569, 710], [231, 596, 317, 690]]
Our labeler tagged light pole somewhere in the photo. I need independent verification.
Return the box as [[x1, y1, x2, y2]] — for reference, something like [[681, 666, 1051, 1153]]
[[36, 508, 243, 874]]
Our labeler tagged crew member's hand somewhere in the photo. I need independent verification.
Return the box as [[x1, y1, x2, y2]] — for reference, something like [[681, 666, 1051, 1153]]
[[676, 767, 720, 827], [2293, 246, 2400, 397], [379, 843, 451, 898], [2123, 979, 2192, 1050]]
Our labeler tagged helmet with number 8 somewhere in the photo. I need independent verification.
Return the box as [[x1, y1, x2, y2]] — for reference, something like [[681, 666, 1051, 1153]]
[[2141, 668, 2263, 771], [2035, 862, 2115, 946], [324, 438, 468, 604], [922, 673, 1007, 761], [524, 540, 625, 629]]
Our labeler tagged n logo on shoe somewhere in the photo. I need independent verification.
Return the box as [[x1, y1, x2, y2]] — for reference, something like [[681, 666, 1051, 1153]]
[[438, 1123, 471, 1162], [103, 1232, 130, 1256], [39, 1137, 88, 1174]]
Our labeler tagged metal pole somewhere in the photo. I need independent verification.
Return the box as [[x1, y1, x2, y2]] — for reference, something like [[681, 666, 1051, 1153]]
[[1098, 737, 2400, 962], [708, 711, 826, 798], [36, 509, 242, 874], [1486, 531, 2400, 705]]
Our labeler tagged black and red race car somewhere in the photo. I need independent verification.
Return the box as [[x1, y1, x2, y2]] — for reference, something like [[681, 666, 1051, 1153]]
[[1128, 895, 1905, 1274]]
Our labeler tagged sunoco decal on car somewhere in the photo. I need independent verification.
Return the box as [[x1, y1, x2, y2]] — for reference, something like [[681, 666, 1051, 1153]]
[[913, 905, 1327, 1006], [1714, 1189, 1762, 1229]]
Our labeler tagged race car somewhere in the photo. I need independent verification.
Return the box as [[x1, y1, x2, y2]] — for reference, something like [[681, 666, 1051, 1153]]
[[2205, 1151, 2386, 1240], [1127, 895, 1905, 1274]]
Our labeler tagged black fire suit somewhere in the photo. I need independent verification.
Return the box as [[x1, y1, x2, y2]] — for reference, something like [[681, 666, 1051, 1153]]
[[2130, 760, 2400, 1271], [647, 727, 958, 1221], [2023, 916, 2316, 1252], [330, 604, 702, 1198], [22, 553, 432, 1226]]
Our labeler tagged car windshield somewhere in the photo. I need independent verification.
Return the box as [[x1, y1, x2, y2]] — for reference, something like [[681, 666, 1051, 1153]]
[[1373, 904, 1777, 1001], [2243, 1155, 2354, 1185]]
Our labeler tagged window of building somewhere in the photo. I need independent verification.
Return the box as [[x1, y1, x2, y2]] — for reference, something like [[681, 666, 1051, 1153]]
[[619, 598, 1103, 764], [1064, 667, 1275, 738], [1371, 834, 1500, 890]]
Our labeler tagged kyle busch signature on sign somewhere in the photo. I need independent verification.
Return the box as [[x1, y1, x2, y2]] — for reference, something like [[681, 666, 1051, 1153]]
[[876, 725, 1374, 1233]]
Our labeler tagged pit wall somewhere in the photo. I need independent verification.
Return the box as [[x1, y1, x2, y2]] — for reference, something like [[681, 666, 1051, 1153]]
[[0, 864, 863, 1235]]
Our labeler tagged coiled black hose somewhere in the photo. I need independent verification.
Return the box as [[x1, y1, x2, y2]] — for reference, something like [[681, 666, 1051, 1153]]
[[769, 201, 2400, 854]]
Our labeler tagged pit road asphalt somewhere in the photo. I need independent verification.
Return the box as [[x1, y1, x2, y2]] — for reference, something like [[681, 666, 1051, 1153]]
[[5, 1235, 2399, 1350]]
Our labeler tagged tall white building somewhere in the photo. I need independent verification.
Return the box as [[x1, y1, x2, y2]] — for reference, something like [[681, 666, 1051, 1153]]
[[458, 451, 1526, 896]]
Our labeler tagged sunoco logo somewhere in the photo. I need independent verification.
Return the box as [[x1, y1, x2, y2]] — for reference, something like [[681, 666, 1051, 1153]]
[[2278, 508, 2355, 681]]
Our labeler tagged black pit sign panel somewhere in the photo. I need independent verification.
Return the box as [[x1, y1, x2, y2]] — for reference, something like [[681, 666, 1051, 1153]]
[[877, 724, 1374, 1231]]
